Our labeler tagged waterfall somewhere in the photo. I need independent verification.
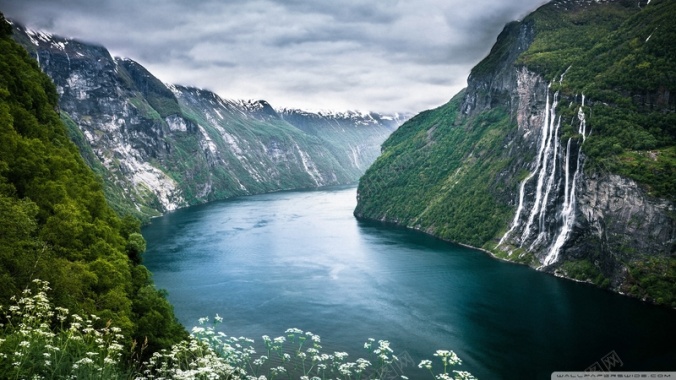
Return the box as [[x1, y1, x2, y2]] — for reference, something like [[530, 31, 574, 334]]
[[531, 115, 561, 250], [544, 139, 582, 265], [543, 95, 587, 265], [499, 83, 589, 266], [497, 170, 535, 249], [578, 94, 586, 142], [521, 90, 559, 243], [498, 87, 553, 249]]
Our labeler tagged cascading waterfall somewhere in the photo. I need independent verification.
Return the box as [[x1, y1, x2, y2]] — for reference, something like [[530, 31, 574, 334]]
[[543, 96, 588, 265], [531, 115, 561, 250], [521, 89, 560, 243], [499, 85, 589, 266], [497, 86, 554, 249]]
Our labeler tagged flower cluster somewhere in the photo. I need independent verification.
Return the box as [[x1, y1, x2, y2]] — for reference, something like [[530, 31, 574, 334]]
[[139, 318, 476, 380], [0, 279, 126, 379], [418, 349, 477, 380], [0, 281, 477, 380]]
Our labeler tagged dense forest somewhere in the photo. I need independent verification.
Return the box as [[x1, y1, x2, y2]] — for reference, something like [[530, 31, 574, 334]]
[[0, 12, 186, 359]]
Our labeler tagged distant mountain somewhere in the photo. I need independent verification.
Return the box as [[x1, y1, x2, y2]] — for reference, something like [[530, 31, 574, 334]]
[[279, 108, 408, 172], [355, 0, 675, 306], [11, 24, 404, 219]]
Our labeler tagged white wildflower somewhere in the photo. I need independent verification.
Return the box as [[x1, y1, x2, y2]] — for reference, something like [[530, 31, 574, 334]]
[[419, 359, 433, 370], [434, 350, 461, 366], [452, 370, 477, 380]]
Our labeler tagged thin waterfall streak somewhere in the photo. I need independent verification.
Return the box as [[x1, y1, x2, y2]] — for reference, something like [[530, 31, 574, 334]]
[[564, 139, 571, 205], [498, 171, 535, 248], [532, 115, 561, 250], [578, 96, 587, 142], [522, 91, 558, 243], [540, 111, 561, 227], [545, 105, 588, 266], [498, 86, 553, 248], [559, 65, 572, 84]]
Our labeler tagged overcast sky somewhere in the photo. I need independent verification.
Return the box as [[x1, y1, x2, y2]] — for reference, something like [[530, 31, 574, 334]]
[[1, 0, 548, 114]]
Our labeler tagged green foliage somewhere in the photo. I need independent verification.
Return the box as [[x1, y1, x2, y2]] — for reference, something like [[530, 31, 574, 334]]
[[559, 259, 608, 287], [471, 21, 523, 78], [1, 282, 477, 380], [517, 1, 635, 76], [0, 14, 186, 357], [625, 257, 676, 307], [0, 280, 130, 379], [518, 0, 676, 199], [356, 91, 513, 247], [126, 232, 146, 265]]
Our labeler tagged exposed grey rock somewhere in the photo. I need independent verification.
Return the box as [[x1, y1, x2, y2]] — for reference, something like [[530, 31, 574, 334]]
[[12, 24, 404, 219]]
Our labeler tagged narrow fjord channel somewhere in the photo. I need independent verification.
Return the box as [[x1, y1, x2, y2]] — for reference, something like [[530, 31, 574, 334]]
[[143, 186, 676, 379]]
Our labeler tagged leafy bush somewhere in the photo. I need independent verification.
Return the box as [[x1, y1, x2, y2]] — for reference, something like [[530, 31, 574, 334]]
[[0, 280, 129, 379], [1, 280, 477, 380], [0, 12, 186, 354]]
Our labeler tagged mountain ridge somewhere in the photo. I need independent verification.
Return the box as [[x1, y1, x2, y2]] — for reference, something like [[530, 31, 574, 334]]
[[11, 22, 405, 220], [355, 0, 675, 306]]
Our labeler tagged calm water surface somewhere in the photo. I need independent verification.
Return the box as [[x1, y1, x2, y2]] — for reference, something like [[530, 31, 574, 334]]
[[143, 186, 676, 379]]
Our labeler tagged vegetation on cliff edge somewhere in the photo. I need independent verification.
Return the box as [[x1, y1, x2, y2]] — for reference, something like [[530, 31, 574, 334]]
[[0, 12, 186, 356]]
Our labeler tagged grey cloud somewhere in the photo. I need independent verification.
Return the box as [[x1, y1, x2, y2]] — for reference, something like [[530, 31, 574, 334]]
[[275, 0, 402, 24], [0, 0, 549, 114]]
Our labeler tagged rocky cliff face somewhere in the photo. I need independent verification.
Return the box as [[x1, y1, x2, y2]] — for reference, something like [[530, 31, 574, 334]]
[[12, 24, 402, 219], [355, 0, 675, 306], [279, 109, 405, 172], [494, 65, 674, 295]]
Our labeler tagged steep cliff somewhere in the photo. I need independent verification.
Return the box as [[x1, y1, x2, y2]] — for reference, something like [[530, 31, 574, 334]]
[[12, 25, 401, 219], [355, 0, 675, 306]]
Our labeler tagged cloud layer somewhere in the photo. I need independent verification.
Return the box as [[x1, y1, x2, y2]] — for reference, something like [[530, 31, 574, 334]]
[[1, 0, 548, 113]]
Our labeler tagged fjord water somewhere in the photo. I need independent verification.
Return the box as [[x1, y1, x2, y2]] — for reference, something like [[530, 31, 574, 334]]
[[143, 186, 676, 379]]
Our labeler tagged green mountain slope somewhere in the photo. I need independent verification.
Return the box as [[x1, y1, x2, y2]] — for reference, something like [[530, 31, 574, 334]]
[[0, 13, 185, 352], [517, 0, 675, 197], [355, 0, 675, 306], [356, 90, 515, 248], [12, 24, 401, 220]]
